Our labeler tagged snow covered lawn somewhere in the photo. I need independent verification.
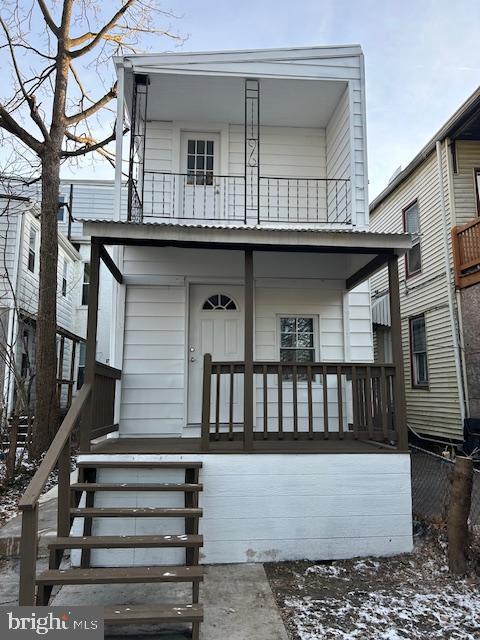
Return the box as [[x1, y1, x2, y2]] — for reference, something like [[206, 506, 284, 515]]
[[265, 535, 480, 639]]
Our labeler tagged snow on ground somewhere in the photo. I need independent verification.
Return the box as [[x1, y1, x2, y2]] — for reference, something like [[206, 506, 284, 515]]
[[265, 535, 480, 640], [0, 455, 61, 526]]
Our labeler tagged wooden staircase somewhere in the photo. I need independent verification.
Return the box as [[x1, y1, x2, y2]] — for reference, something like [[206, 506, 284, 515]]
[[35, 460, 204, 639]]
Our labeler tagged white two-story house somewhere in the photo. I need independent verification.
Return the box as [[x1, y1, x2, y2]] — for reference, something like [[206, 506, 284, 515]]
[[19, 46, 413, 637]]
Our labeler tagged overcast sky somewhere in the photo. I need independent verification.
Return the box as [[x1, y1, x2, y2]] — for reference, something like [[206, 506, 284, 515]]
[[64, 0, 480, 201]]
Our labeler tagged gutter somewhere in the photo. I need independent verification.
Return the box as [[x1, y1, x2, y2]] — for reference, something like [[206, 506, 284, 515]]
[[435, 140, 467, 425]]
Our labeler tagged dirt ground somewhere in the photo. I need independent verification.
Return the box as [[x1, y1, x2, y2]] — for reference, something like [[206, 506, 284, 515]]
[[265, 531, 480, 640]]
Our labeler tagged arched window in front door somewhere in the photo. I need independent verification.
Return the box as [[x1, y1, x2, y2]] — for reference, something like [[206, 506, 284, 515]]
[[202, 294, 237, 311]]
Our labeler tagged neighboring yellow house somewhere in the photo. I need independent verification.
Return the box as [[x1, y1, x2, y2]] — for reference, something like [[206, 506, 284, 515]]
[[370, 87, 480, 447]]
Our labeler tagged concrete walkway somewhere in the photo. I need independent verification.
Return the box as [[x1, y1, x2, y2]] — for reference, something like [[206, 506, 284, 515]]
[[52, 563, 289, 640]]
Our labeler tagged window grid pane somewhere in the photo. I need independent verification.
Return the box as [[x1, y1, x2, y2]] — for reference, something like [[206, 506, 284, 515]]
[[186, 138, 215, 186], [410, 316, 428, 385], [280, 317, 315, 377]]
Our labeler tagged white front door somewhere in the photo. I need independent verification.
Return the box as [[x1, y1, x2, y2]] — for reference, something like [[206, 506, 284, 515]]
[[180, 132, 220, 220], [187, 284, 244, 425]]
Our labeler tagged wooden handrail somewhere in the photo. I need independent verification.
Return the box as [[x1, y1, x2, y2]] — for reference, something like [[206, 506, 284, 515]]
[[454, 216, 480, 233], [19, 383, 92, 511]]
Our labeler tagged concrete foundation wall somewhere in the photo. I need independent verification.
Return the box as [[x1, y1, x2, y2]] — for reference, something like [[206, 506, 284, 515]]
[[75, 452, 413, 567]]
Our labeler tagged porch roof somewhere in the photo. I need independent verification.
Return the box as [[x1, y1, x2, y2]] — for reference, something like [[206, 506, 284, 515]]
[[83, 219, 410, 252], [83, 220, 411, 290]]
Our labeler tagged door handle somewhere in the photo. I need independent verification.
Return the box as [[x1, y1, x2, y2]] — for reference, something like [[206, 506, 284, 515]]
[[190, 356, 196, 362]]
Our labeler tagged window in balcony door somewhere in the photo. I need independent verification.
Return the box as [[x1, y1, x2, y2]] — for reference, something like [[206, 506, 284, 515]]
[[409, 314, 428, 388], [403, 200, 421, 276], [187, 138, 215, 186], [475, 168, 480, 216]]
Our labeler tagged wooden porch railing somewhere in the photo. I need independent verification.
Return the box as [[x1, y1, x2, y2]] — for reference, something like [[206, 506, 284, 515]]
[[452, 217, 480, 289], [201, 354, 400, 450], [18, 361, 121, 605]]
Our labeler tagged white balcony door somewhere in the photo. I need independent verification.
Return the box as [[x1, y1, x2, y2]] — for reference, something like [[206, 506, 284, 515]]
[[187, 284, 244, 425], [180, 132, 220, 220]]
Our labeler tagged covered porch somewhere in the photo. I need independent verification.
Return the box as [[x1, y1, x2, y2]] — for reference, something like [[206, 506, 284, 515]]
[[81, 221, 411, 454]]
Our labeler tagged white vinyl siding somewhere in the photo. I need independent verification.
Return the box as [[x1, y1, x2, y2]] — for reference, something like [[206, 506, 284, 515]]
[[452, 140, 480, 225], [58, 181, 127, 240], [370, 146, 463, 440], [120, 285, 186, 436]]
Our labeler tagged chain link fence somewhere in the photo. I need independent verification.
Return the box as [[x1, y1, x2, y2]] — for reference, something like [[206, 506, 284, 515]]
[[410, 445, 480, 527]]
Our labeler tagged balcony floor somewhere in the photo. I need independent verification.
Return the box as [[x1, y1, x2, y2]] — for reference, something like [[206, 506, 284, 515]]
[[90, 436, 403, 455]]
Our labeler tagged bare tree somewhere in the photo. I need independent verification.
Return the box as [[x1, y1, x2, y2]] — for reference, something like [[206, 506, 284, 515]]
[[0, 1, 181, 458]]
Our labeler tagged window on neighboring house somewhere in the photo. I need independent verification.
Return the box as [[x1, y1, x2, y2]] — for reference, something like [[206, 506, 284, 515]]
[[409, 314, 428, 388], [475, 168, 480, 216], [58, 195, 66, 222], [279, 317, 316, 379], [77, 342, 86, 389], [28, 226, 36, 272], [403, 201, 421, 276], [82, 263, 90, 306], [62, 260, 68, 297]]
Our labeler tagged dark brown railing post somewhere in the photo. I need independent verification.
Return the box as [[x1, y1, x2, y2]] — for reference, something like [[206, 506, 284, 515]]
[[57, 437, 71, 539], [18, 505, 38, 605], [201, 353, 212, 451], [389, 256, 408, 449], [243, 250, 254, 451]]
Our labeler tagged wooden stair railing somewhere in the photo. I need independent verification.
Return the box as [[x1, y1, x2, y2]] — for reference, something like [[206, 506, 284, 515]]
[[18, 361, 122, 606], [18, 382, 92, 605], [201, 353, 401, 450], [452, 217, 480, 289]]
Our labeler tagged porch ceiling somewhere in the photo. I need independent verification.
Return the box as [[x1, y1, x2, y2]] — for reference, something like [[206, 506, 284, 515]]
[[129, 72, 347, 127], [83, 220, 411, 287]]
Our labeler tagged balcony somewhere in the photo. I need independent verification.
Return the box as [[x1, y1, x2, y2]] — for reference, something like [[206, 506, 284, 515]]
[[134, 171, 351, 225], [123, 70, 364, 228], [452, 217, 480, 288]]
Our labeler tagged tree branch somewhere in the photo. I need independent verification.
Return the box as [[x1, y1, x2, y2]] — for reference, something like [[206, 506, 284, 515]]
[[36, 0, 59, 35], [0, 16, 51, 142], [65, 82, 117, 125], [0, 105, 43, 154], [68, 0, 136, 58], [61, 128, 127, 157]]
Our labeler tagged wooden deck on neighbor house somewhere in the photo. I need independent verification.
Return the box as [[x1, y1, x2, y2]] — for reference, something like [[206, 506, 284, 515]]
[[90, 436, 404, 455]]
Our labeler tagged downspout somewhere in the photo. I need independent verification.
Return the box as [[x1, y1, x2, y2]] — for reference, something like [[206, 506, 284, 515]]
[[435, 140, 467, 425]]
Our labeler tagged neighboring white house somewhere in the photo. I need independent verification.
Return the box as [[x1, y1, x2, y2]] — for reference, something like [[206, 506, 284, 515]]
[[19, 47, 413, 635], [370, 86, 480, 448], [0, 193, 83, 420]]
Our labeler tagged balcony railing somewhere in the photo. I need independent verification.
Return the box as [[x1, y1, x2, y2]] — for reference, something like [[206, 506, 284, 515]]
[[130, 172, 351, 225], [201, 356, 399, 450], [452, 217, 480, 288]]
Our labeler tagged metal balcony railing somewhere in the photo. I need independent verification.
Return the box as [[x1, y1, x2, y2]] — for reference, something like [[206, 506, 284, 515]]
[[130, 171, 351, 225]]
